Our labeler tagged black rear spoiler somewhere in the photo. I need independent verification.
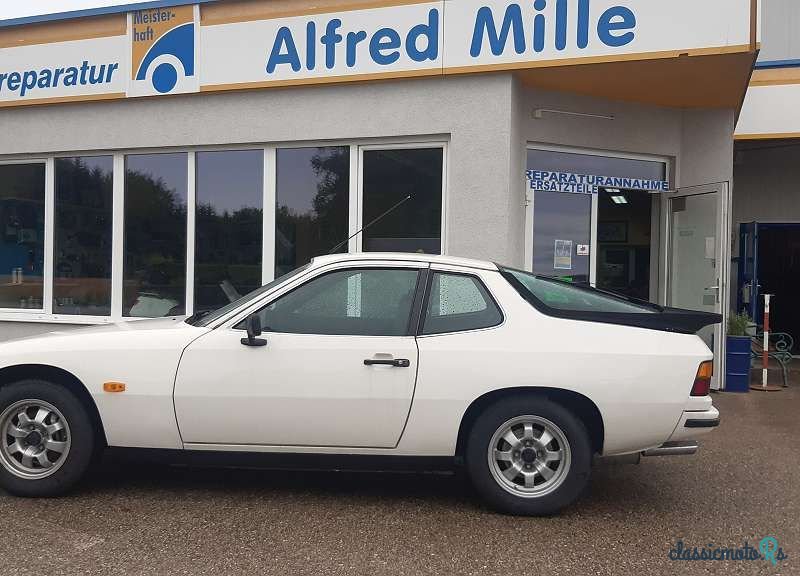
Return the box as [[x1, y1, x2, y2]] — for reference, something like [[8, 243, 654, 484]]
[[499, 269, 722, 334], [538, 307, 721, 334]]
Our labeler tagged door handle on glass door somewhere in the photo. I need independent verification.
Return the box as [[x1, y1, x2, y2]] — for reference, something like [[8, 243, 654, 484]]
[[705, 284, 720, 304], [364, 358, 411, 368]]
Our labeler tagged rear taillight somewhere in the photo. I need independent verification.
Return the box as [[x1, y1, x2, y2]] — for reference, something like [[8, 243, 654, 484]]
[[691, 361, 713, 396]]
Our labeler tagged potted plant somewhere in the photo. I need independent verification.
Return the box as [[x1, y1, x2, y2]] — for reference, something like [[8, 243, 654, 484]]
[[726, 312, 752, 393]]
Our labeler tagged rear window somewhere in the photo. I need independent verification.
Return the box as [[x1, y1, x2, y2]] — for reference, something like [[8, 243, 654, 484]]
[[500, 267, 657, 314]]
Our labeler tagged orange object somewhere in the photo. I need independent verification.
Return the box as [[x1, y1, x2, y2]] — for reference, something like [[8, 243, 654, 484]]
[[103, 382, 126, 393], [691, 361, 713, 396]]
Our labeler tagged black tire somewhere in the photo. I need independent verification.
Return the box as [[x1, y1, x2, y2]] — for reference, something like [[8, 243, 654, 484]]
[[0, 380, 96, 497], [465, 394, 592, 516]]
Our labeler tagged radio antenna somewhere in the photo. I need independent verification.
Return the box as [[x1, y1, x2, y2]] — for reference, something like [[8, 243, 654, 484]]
[[328, 194, 412, 254]]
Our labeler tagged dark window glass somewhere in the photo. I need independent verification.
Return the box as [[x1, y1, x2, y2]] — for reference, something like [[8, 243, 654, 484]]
[[276, 147, 349, 277], [0, 164, 45, 310], [423, 273, 502, 335], [502, 267, 656, 314], [250, 268, 418, 336], [54, 157, 113, 316], [195, 150, 263, 313], [362, 148, 443, 254], [124, 153, 188, 317], [532, 192, 591, 283]]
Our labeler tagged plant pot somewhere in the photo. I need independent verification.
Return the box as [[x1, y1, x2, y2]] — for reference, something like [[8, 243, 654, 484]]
[[725, 335, 752, 393]]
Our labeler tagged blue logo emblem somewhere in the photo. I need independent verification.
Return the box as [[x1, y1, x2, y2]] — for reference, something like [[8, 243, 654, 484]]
[[135, 23, 195, 94]]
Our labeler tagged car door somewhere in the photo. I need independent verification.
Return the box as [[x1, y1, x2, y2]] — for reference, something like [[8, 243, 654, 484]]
[[174, 263, 424, 448]]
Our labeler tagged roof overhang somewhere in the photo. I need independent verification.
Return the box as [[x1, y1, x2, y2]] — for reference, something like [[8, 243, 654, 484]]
[[737, 65, 800, 140], [516, 49, 758, 110]]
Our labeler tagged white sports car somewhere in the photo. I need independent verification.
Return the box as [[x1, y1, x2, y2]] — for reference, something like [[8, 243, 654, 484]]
[[0, 253, 720, 515]]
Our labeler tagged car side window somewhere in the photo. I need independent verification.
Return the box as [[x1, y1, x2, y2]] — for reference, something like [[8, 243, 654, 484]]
[[422, 272, 502, 335], [243, 268, 420, 336]]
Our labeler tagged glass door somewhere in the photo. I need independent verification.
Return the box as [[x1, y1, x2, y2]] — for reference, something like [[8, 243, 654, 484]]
[[531, 191, 594, 284], [667, 183, 729, 390]]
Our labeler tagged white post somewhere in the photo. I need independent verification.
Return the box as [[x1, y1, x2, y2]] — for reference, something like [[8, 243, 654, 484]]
[[762, 294, 772, 390]]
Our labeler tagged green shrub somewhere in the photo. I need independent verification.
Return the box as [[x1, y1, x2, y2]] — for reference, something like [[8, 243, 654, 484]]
[[728, 312, 751, 337]]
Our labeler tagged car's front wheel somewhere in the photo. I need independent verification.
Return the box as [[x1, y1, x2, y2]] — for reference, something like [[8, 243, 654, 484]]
[[0, 380, 95, 497], [465, 395, 592, 516]]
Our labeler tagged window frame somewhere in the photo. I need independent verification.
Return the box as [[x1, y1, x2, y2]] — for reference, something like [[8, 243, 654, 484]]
[[230, 264, 429, 338], [0, 136, 449, 325], [0, 158, 51, 317], [417, 269, 505, 337], [52, 155, 115, 318], [356, 142, 448, 256]]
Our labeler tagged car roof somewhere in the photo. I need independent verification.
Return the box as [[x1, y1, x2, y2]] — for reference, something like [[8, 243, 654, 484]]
[[308, 252, 499, 272]]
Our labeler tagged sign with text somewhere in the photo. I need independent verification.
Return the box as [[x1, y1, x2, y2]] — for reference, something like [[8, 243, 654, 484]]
[[526, 169, 670, 194], [0, 0, 754, 107]]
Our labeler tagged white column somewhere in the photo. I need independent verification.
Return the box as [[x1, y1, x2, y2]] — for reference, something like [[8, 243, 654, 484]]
[[110, 154, 125, 320], [263, 147, 277, 283]]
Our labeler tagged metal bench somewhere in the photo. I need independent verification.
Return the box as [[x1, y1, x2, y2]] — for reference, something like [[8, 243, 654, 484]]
[[751, 332, 793, 388]]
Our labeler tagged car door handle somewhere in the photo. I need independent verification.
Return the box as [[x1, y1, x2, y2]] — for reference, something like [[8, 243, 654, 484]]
[[364, 358, 411, 368]]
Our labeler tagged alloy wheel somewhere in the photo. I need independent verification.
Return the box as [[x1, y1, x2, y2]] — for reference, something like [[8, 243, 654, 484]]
[[0, 399, 71, 480], [487, 415, 571, 499]]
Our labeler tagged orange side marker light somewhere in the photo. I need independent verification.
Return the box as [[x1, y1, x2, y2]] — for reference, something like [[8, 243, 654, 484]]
[[103, 382, 126, 393]]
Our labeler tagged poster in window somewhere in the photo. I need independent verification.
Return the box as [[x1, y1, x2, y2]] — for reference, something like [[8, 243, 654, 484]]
[[554, 239, 573, 270]]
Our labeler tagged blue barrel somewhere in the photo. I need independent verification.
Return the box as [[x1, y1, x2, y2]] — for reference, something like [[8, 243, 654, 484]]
[[725, 336, 752, 392]]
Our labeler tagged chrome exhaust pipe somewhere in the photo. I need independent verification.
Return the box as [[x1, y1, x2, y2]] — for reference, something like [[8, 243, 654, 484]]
[[642, 441, 698, 457]]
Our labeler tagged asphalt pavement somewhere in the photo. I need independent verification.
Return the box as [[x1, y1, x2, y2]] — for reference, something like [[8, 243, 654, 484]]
[[1, 381, 797, 576]]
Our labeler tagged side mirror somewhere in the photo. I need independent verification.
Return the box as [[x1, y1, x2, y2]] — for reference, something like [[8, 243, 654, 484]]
[[241, 313, 267, 347]]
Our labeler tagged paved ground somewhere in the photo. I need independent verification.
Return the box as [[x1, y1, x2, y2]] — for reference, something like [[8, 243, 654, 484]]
[[1, 380, 797, 576]]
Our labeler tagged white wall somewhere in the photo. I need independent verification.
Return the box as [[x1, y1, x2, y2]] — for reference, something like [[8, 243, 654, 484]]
[[759, 0, 800, 62], [734, 142, 800, 225]]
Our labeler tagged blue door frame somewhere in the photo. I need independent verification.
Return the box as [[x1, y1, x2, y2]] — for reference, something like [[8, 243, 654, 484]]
[[737, 222, 758, 320], [737, 221, 800, 322]]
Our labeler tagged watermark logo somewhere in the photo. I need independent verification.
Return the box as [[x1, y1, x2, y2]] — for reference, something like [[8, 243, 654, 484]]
[[130, 5, 197, 96], [668, 537, 788, 565]]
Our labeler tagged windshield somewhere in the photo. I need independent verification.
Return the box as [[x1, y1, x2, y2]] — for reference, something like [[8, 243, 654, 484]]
[[187, 264, 311, 327], [500, 267, 658, 314]]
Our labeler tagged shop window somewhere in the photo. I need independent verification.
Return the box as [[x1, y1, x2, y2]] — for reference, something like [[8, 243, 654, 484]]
[[54, 157, 113, 316], [123, 153, 188, 317], [195, 150, 263, 313], [275, 147, 349, 278], [362, 148, 443, 254], [526, 148, 666, 299], [532, 192, 592, 284], [0, 163, 45, 310]]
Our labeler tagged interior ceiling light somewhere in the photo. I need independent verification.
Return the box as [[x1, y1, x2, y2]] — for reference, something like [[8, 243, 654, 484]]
[[610, 195, 628, 205]]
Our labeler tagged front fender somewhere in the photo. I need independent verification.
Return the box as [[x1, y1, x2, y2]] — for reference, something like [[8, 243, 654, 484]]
[[0, 320, 208, 449]]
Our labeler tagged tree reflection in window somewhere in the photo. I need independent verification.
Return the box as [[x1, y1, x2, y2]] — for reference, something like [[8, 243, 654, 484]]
[[54, 157, 113, 316], [276, 147, 349, 278], [123, 154, 188, 317], [195, 150, 263, 313]]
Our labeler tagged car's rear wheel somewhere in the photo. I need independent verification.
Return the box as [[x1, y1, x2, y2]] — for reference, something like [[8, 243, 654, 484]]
[[465, 395, 592, 516], [0, 380, 95, 497]]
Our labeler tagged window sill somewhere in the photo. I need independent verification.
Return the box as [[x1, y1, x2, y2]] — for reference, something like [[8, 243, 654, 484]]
[[0, 312, 117, 325]]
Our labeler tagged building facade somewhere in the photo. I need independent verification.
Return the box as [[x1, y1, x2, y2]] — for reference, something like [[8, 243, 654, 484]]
[[0, 0, 759, 389], [735, 0, 800, 350]]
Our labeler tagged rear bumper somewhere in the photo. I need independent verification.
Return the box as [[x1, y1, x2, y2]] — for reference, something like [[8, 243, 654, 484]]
[[666, 406, 720, 443], [600, 405, 720, 461]]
